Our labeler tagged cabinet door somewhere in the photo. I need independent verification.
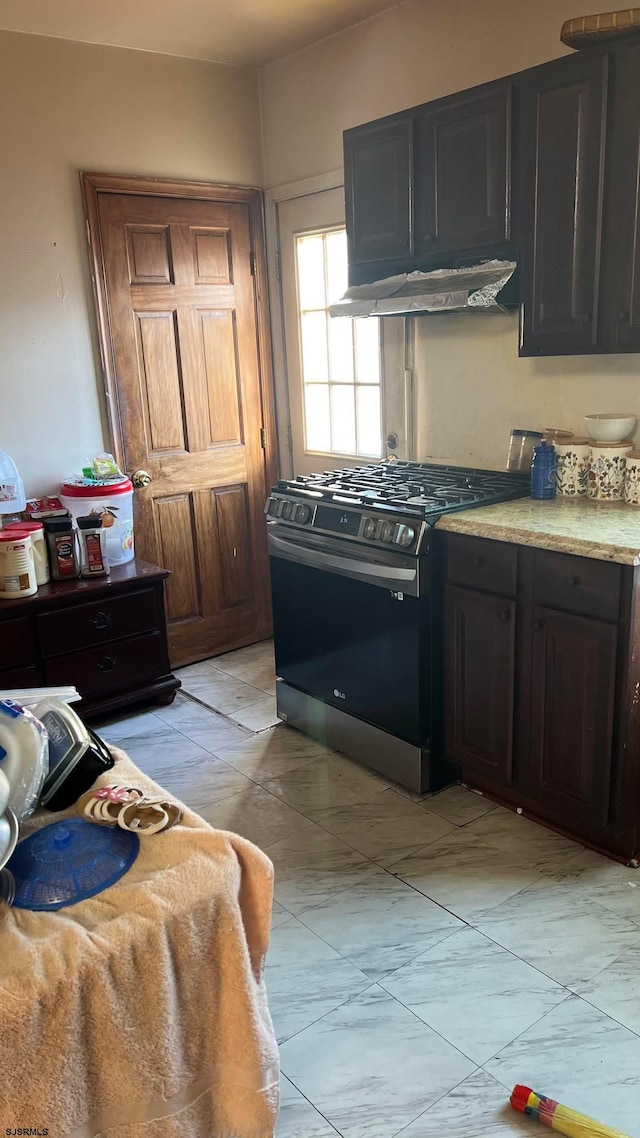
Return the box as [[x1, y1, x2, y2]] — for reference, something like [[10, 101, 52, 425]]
[[518, 53, 608, 356], [527, 606, 617, 826], [444, 585, 515, 783], [601, 41, 640, 350], [344, 116, 413, 281], [416, 83, 511, 260]]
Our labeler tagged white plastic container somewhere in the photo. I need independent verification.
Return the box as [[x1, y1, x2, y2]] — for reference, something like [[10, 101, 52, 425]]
[[0, 530, 37, 598], [0, 450, 26, 516], [5, 520, 49, 584], [59, 478, 134, 565]]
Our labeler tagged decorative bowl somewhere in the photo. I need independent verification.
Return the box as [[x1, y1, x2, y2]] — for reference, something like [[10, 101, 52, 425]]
[[584, 414, 637, 442]]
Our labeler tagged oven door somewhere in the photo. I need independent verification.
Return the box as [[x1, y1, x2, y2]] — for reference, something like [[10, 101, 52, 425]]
[[268, 524, 431, 744]]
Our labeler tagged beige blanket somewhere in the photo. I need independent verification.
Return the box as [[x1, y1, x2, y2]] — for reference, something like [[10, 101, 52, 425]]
[[0, 747, 279, 1138]]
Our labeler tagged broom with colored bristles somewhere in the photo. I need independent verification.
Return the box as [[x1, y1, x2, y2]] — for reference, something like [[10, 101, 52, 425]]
[[510, 1086, 633, 1138]]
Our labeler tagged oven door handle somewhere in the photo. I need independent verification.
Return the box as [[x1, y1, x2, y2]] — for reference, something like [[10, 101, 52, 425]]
[[268, 530, 419, 594]]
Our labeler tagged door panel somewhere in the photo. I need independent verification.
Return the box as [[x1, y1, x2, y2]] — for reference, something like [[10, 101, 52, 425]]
[[526, 606, 617, 826], [444, 585, 515, 783], [95, 191, 271, 665], [518, 53, 608, 355]]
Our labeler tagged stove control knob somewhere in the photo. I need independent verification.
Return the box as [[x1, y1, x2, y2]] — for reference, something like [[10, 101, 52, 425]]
[[295, 503, 311, 524], [395, 524, 416, 547], [281, 501, 293, 520], [379, 521, 394, 543], [363, 518, 377, 539], [270, 498, 283, 518]]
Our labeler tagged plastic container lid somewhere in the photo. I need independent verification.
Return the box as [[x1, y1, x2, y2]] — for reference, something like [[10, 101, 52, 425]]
[[5, 520, 44, 533], [0, 529, 30, 542], [5, 818, 139, 910], [60, 479, 133, 498]]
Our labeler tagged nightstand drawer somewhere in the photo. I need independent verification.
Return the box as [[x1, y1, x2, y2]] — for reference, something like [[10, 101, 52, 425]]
[[0, 617, 36, 668], [37, 589, 158, 657], [44, 632, 162, 696]]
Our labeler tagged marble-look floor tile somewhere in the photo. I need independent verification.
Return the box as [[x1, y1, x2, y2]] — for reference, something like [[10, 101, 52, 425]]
[[397, 1069, 531, 1138], [271, 900, 292, 930], [95, 707, 166, 742], [475, 878, 640, 987], [381, 925, 567, 1064], [298, 868, 463, 981], [423, 784, 499, 827], [540, 848, 640, 927], [276, 1076, 341, 1138], [266, 918, 371, 1043], [140, 751, 256, 813], [176, 664, 266, 715], [230, 693, 280, 731], [388, 827, 543, 922], [486, 995, 640, 1138], [465, 806, 585, 874], [153, 693, 249, 750], [280, 985, 476, 1138], [210, 658, 276, 697], [572, 943, 640, 1033], [262, 754, 388, 821], [266, 825, 377, 916], [214, 724, 329, 783], [99, 720, 213, 771], [213, 638, 275, 678], [313, 788, 456, 867], [201, 783, 313, 847]]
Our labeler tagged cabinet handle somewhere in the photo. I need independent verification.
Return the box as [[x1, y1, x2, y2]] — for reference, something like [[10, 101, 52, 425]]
[[566, 576, 580, 588], [97, 656, 117, 673], [497, 609, 510, 622], [532, 618, 544, 632], [473, 556, 485, 567], [90, 610, 112, 631]]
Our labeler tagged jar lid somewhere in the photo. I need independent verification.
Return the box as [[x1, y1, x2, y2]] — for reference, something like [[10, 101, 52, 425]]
[[589, 440, 634, 448], [511, 429, 543, 438], [543, 428, 573, 438], [60, 478, 133, 498], [556, 436, 590, 445], [627, 451, 640, 459], [5, 520, 43, 533], [77, 516, 103, 530], [0, 529, 30, 542]]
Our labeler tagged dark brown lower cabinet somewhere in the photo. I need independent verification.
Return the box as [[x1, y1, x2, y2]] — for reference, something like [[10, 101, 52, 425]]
[[442, 533, 640, 859], [526, 606, 617, 828], [444, 585, 515, 783]]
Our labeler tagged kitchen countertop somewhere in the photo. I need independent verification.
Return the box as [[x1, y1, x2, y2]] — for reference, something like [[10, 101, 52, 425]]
[[435, 496, 640, 565]]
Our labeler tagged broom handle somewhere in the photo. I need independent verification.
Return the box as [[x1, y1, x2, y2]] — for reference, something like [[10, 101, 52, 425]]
[[510, 1085, 632, 1138]]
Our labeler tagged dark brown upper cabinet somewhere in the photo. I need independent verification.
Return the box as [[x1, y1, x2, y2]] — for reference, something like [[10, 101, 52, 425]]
[[600, 39, 640, 351], [415, 82, 511, 261], [517, 52, 608, 357], [344, 113, 414, 282]]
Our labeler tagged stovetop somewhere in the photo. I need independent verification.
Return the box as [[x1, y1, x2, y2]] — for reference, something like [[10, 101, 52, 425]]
[[275, 461, 530, 518]]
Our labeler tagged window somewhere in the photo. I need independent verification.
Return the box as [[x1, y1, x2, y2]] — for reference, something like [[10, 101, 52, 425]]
[[295, 228, 382, 459]]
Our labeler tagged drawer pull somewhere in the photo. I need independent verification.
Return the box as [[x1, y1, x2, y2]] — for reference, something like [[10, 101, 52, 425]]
[[497, 609, 510, 622], [90, 610, 112, 631], [97, 656, 117, 673], [473, 556, 485, 567], [566, 576, 580, 588], [533, 618, 545, 632]]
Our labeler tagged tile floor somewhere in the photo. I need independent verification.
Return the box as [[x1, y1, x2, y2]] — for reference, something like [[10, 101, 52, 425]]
[[97, 639, 640, 1138]]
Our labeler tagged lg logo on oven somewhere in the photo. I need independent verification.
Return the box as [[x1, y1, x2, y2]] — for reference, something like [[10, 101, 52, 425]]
[[333, 689, 347, 700]]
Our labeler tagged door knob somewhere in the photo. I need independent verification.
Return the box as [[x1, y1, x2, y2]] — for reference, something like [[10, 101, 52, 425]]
[[131, 470, 152, 488]]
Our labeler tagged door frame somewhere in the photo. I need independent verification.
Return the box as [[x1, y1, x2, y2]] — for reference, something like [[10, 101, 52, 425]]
[[81, 171, 277, 494]]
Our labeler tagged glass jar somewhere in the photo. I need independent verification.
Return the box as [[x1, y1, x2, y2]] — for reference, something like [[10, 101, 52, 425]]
[[506, 429, 543, 472]]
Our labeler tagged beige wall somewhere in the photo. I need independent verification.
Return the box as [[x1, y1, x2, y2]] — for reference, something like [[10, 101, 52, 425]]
[[260, 0, 640, 470], [0, 31, 262, 495]]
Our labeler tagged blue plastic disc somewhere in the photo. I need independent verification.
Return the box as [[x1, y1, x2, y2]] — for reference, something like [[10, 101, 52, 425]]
[[6, 818, 139, 911]]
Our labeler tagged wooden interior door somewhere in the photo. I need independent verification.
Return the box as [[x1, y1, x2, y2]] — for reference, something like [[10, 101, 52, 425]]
[[83, 177, 275, 667]]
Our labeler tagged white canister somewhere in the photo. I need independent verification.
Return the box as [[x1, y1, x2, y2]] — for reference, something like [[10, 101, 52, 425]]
[[587, 441, 633, 501], [0, 530, 37, 598], [555, 436, 590, 496], [624, 451, 640, 505], [5, 521, 49, 584]]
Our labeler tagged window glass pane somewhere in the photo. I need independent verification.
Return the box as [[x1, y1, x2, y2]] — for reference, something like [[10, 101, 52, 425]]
[[326, 230, 348, 304], [330, 385, 357, 454], [296, 235, 326, 309], [356, 386, 382, 457], [305, 385, 331, 452], [355, 318, 381, 384], [328, 317, 354, 383], [300, 311, 328, 382]]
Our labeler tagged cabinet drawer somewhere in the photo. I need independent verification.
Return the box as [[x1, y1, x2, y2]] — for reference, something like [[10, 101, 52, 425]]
[[37, 589, 158, 657], [445, 534, 517, 595], [533, 550, 621, 620], [44, 632, 163, 696], [0, 665, 39, 688], [0, 617, 36, 668]]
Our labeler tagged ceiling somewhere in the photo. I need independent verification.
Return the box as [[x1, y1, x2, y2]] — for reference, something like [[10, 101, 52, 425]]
[[0, 0, 407, 66]]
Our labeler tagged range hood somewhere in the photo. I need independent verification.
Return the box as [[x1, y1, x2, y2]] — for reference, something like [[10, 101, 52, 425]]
[[329, 259, 517, 317]]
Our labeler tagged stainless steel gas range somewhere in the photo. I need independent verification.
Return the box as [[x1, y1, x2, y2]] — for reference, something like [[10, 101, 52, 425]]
[[265, 461, 529, 792]]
